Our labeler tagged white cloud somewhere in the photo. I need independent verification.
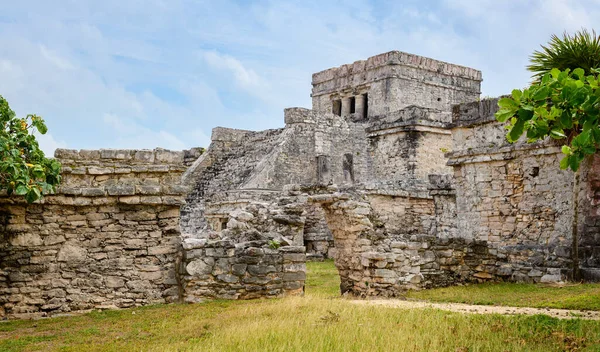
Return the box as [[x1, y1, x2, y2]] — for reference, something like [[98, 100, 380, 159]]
[[103, 113, 186, 150], [39, 45, 77, 70], [202, 50, 261, 89], [36, 132, 68, 157], [2, 0, 600, 154]]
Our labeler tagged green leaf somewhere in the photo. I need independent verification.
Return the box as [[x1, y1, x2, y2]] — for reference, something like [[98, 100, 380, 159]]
[[573, 68, 585, 79], [495, 109, 514, 123], [532, 86, 550, 101], [25, 187, 40, 203], [498, 97, 519, 110], [562, 145, 572, 155], [14, 184, 28, 195], [541, 73, 552, 85], [508, 119, 525, 142], [551, 68, 561, 79], [583, 145, 596, 155], [560, 156, 569, 169], [517, 108, 534, 121], [551, 129, 566, 139], [570, 154, 583, 171], [511, 89, 523, 101]]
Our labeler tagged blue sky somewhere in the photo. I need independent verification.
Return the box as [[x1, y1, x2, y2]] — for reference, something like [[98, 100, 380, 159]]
[[1, 0, 599, 154]]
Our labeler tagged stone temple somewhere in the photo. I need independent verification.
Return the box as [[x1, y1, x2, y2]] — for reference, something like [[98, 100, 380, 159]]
[[1, 51, 600, 318]]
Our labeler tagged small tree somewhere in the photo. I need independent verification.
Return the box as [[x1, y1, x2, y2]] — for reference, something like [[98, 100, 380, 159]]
[[496, 29, 600, 280], [0, 96, 61, 203]]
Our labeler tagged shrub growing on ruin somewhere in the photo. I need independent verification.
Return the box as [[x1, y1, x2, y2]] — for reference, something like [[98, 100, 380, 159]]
[[497, 29, 600, 171], [0, 95, 61, 203], [496, 67, 600, 171], [496, 29, 600, 280]]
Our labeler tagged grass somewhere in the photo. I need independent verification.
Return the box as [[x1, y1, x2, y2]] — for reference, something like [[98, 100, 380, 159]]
[[0, 260, 599, 351], [406, 282, 600, 311]]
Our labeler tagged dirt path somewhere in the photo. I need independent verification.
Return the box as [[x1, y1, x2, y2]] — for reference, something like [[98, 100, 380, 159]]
[[350, 299, 600, 320]]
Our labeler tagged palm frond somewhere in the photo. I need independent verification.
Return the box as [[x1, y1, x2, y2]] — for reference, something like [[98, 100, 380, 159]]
[[528, 29, 600, 79]]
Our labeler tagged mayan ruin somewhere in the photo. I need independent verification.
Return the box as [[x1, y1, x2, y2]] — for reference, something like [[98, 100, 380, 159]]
[[1, 50, 600, 321]]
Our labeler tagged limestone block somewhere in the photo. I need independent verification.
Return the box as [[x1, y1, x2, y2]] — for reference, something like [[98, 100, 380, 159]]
[[540, 274, 562, 283], [136, 185, 162, 195], [88, 167, 114, 175], [10, 233, 43, 247], [182, 238, 208, 250], [104, 276, 125, 288], [248, 265, 276, 276], [100, 149, 132, 160], [57, 244, 87, 262], [283, 272, 306, 281], [155, 149, 184, 164], [186, 259, 214, 276], [107, 185, 136, 196], [43, 235, 66, 246], [217, 274, 239, 283], [148, 245, 177, 255]]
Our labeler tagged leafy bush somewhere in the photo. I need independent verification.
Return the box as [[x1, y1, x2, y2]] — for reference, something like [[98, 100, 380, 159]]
[[0, 96, 61, 203], [496, 67, 600, 171]]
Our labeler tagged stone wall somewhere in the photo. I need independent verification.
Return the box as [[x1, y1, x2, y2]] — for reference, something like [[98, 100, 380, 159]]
[[306, 187, 529, 297], [580, 155, 600, 280], [0, 148, 188, 319], [180, 127, 287, 235], [447, 98, 600, 282], [303, 204, 334, 260], [200, 189, 305, 246], [311, 51, 482, 120], [181, 239, 305, 300]]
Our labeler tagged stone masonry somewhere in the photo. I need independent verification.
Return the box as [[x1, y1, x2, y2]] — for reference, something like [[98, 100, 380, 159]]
[[0, 148, 188, 319], [2, 50, 600, 319], [181, 50, 600, 297]]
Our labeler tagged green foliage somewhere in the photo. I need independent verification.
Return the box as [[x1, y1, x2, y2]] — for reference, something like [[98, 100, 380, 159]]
[[495, 68, 600, 171], [268, 239, 281, 250], [407, 281, 600, 311], [0, 95, 61, 203], [529, 29, 600, 80]]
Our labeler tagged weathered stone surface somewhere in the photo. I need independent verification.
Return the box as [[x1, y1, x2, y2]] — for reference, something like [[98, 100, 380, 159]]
[[10, 234, 43, 247], [57, 244, 87, 262], [186, 259, 213, 276], [0, 147, 193, 319], [4, 50, 600, 318]]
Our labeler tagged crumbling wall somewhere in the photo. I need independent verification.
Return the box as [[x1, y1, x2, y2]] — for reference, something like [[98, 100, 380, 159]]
[[200, 189, 305, 246], [574, 155, 600, 281], [180, 189, 307, 301], [306, 187, 522, 297], [181, 239, 305, 300], [447, 98, 600, 282], [180, 127, 286, 235], [306, 190, 451, 296], [0, 148, 188, 319], [303, 204, 334, 260]]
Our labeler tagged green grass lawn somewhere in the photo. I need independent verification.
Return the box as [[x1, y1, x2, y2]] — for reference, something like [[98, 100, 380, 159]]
[[406, 282, 600, 311], [1, 260, 600, 351]]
